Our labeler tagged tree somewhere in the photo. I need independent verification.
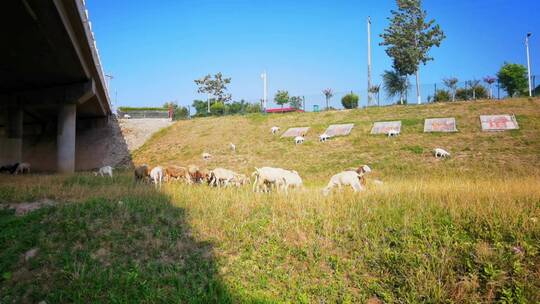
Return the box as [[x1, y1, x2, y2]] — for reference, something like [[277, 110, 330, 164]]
[[368, 85, 381, 106], [274, 90, 290, 110], [434, 90, 450, 102], [468, 79, 481, 100], [194, 72, 232, 104], [383, 70, 409, 104], [483, 76, 497, 99], [380, 0, 445, 104], [497, 63, 528, 97], [163, 101, 178, 109], [192, 99, 210, 117], [322, 88, 334, 110], [443, 77, 459, 101], [289, 96, 303, 109], [341, 92, 359, 109]]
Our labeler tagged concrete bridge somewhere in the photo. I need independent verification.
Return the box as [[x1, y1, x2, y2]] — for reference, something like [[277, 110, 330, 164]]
[[0, 0, 127, 173]]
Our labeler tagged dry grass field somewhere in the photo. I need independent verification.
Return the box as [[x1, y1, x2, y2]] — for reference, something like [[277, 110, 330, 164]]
[[1, 98, 540, 303]]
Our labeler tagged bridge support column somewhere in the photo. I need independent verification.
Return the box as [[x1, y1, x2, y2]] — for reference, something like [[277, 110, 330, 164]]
[[1, 106, 23, 165], [57, 104, 76, 173]]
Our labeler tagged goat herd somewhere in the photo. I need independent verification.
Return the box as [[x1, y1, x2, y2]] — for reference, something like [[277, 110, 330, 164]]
[[127, 162, 373, 196], [0, 126, 452, 196]]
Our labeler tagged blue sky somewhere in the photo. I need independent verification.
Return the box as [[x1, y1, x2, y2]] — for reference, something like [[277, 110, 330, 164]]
[[87, 0, 540, 108]]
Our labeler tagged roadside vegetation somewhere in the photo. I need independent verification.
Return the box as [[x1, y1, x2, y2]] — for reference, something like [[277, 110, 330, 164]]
[[1, 98, 540, 303]]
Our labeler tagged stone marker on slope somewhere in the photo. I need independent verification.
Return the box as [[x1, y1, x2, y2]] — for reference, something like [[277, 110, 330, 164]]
[[324, 124, 355, 137], [480, 114, 519, 131], [424, 117, 458, 133], [371, 121, 401, 135], [281, 127, 310, 138]]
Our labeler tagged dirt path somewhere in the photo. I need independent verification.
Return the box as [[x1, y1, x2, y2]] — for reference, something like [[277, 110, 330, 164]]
[[118, 118, 174, 151]]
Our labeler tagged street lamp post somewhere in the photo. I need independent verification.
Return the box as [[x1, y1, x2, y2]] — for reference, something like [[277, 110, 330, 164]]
[[526, 32, 533, 97], [261, 71, 268, 110]]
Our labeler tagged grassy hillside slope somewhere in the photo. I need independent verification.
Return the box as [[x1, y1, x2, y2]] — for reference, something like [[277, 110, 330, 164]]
[[134, 98, 540, 181], [1, 98, 539, 303]]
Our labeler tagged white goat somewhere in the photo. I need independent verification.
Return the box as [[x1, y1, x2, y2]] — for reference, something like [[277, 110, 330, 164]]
[[252, 167, 287, 193], [294, 136, 305, 145], [14, 162, 31, 174], [323, 171, 365, 196], [387, 129, 400, 137], [319, 133, 331, 142], [232, 173, 249, 187], [271, 126, 280, 134], [433, 148, 451, 159], [209, 167, 236, 187], [278, 169, 303, 193], [150, 166, 164, 188], [229, 143, 236, 152], [124, 114, 131, 119], [94, 165, 113, 178], [202, 152, 212, 161]]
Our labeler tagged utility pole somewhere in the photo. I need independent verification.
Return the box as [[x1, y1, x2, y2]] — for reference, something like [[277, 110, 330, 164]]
[[105, 74, 114, 96], [261, 71, 268, 110], [207, 93, 210, 113], [526, 32, 533, 97], [367, 16, 373, 106]]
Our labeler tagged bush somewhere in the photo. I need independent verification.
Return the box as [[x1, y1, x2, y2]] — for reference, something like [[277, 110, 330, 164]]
[[455, 86, 488, 101], [471, 85, 488, 99], [455, 88, 469, 101], [245, 103, 262, 113], [210, 102, 225, 115], [434, 90, 450, 102], [173, 106, 189, 120], [341, 93, 359, 109]]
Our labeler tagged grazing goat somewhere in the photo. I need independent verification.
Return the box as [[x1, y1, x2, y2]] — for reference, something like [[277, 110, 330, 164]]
[[252, 167, 286, 193], [433, 148, 451, 159], [202, 152, 212, 161], [294, 136, 305, 145], [252, 167, 302, 193], [323, 171, 365, 196], [94, 166, 113, 178], [0, 163, 20, 174], [229, 143, 236, 152], [271, 126, 280, 134], [232, 173, 249, 187], [150, 166, 164, 188], [164, 165, 189, 182], [387, 129, 400, 137], [134, 165, 150, 182], [319, 133, 331, 142], [209, 167, 236, 187], [188, 165, 209, 184], [279, 169, 303, 193], [14, 163, 31, 175]]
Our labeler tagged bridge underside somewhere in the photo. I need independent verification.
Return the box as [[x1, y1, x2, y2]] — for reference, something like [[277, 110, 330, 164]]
[[0, 0, 112, 173]]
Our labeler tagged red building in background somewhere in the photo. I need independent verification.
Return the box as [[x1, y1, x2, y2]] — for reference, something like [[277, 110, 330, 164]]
[[265, 107, 304, 114]]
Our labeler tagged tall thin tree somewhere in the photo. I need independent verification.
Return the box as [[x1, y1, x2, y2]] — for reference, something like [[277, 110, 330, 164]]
[[322, 88, 334, 110], [380, 0, 445, 104]]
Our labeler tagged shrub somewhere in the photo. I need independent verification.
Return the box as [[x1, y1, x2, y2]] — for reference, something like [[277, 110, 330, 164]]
[[173, 106, 189, 120], [341, 93, 359, 109], [210, 102, 225, 115], [455, 86, 488, 101], [245, 103, 262, 113], [434, 90, 450, 102]]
